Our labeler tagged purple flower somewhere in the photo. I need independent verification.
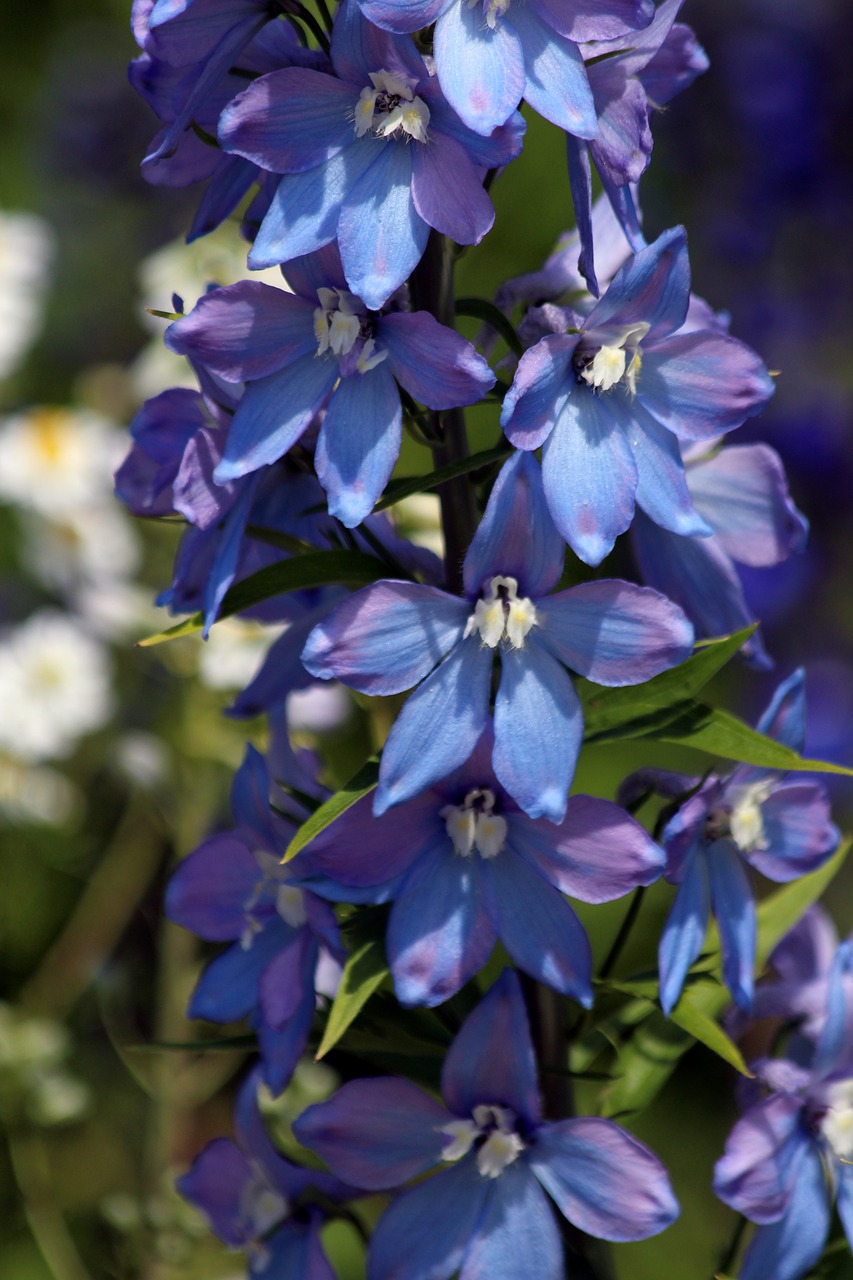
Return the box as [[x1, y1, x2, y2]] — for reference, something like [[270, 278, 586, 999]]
[[302, 449, 693, 822], [217, 1, 525, 308], [178, 1066, 357, 1278], [501, 226, 776, 565], [166, 744, 345, 1094], [353, 0, 656, 139], [165, 244, 495, 525], [714, 942, 853, 1280], [631, 441, 809, 669], [293, 970, 679, 1280], [653, 669, 840, 1015], [298, 728, 664, 1006]]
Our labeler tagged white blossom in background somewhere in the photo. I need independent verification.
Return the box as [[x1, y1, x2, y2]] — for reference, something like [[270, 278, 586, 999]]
[[195, 618, 286, 692], [0, 405, 125, 516], [0, 759, 78, 826], [21, 503, 141, 594], [287, 684, 352, 733], [0, 211, 54, 382], [0, 611, 113, 762]]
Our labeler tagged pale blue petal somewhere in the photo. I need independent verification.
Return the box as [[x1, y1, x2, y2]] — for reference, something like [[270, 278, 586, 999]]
[[658, 850, 710, 1016], [707, 839, 755, 1011], [463, 451, 564, 599], [460, 1163, 563, 1280], [513, 3, 597, 137], [316, 364, 402, 528], [433, 2, 525, 136], [367, 1160, 489, 1280]]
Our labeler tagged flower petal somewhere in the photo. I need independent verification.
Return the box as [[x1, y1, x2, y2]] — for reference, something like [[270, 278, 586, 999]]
[[165, 283, 317, 381], [688, 444, 808, 568], [737, 1146, 830, 1280], [367, 1159, 489, 1280], [463, 451, 564, 600], [315, 364, 402, 528], [513, 4, 597, 137], [713, 1093, 810, 1224], [379, 311, 495, 410], [658, 850, 710, 1017], [460, 1162, 563, 1280], [707, 839, 755, 1011], [432, 2, 525, 136]]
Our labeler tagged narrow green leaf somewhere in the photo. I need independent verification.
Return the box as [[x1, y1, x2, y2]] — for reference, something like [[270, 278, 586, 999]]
[[283, 759, 379, 863], [374, 443, 510, 512], [755, 839, 850, 966], [580, 626, 756, 740], [658, 706, 853, 777], [132, 1034, 257, 1052], [668, 983, 752, 1077], [138, 549, 387, 646], [454, 296, 523, 356], [315, 933, 390, 1060], [599, 1013, 693, 1119]]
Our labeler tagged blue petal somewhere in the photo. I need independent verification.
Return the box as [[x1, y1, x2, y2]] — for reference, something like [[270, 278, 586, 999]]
[[738, 1146, 830, 1280], [214, 354, 337, 481], [462, 451, 564, 599], [387, 844, 497, 1007], [189, 919, 293, 1023], [202, 476, 256, 634], [585, 225, 689, 342], [687, 444, 808, 568], [513, 3, 597, 137], [315, 364, 402, 527], [708, 839, 756, 1010], [367, 1159, 489, 1280], [260, 1220, 336, 1280], [433, 1, 525, 136], [566, 136, 598, 296], [441, 969, 541, 1128], [755, 668, 806, 751], [629, 399, 712, 537], [165, 834, 259, 940], [493, 642, 583, 823], [484, 851, 592, 1005], [375, 638, 492, 815], [338, 142, 429, 310], [459, 1162, 563, 1280], [379, 310, 495, 410], [658, 850, 710, 1016]]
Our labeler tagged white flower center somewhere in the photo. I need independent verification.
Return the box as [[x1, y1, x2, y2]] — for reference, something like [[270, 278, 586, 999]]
[[728, 782, 772, 853], [463, 575, 538, 650], [469, 0, 511, 30], [440, 1103, 524, 1178], [578, 322, 650, 395], [313, 287, 388, 374], [821, 1080, 853, 1161], [354, 70, 430, 143], [441, 787, 507, 859]]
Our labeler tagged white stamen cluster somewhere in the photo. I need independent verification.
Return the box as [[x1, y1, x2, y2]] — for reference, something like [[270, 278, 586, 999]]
[[477, 0, 511, 31], [578, 322, 650, 395], [313, 287, 388, 374], [727, 782, 772, 853], [820, 1080, 853, 1162], [354, 70, 430, 143], [440, 1104, 525, 1178], [464, 575, 538, 649], [441, 787, 507, 859]]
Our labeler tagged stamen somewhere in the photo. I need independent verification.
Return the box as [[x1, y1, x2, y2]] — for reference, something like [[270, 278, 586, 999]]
[[463, 575, 538, 649], [440, 787, 507, 859], [439, 1104, 525, 1177], [353, 70, 430, 143]]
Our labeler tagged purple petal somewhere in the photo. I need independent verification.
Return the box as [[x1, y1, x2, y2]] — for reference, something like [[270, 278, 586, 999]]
[[315, 364, 402, 528], [411, 130, 496, 245], [339, 143, 429, 310], [713, 1093, 810, 1224], [304, 790, 441, 888], [176, 1138, 254, 1247], [258, 930, 311, 1030], [165, 283, 317, 381], [708, 839, 755, 1011], [529, 1116, 679, 1240], [737, 1146, 830, 1280], [658, 850, 710, 1017], [214, 354, 337, 482], [165, 834, 259, 940], [588, 65, 651, 185], [463, 451, 564, 599], [629, 400, 712, 537], [493, 643, 583, 823], [585, 226, 689, 342], [501, 334, 578, 451], [379, 310, 495, 409], [748, 783, 839, 883], [539, 579, 694, 686], [688, 444, 808, 568], [301, 581, 468, 696], [755, 667, 807, 751], [441, 969, 541, 1128], [189, 920, 292, 1023], [513, 5, 597, 137], [387, 844, 497, 1007], [218, 69, 358, 173], [459, 1162, 563, 1280], [533, 0, 654, 42], [484, 852, 592, 1004], [293, 1078, 448, 1189], [637, 331, 775, 442], [374, 639, 492, 814], [356, 0, 447, 35], [367, 1159, 489, 1280], [331, 0, 433, 79], [507, 796, 665, 903], [540, 386, 639, 565], [433, 2, 525, 136]]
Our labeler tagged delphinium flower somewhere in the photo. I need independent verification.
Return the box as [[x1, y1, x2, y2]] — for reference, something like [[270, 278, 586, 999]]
[[631, 440, 809, 669], [297, 727, 665, 1006], [303, 448, 694, 822], [714, 941, 853, 1280], [165, 243, 496, 524], [217, 1, 525, 308], [501, 225, 776, 565], [293, 969, 679, 1280], [166, 742, 345, 1093], [635, 669, 840, 1015], [352, 0, 655, 139], [178, 1066, 360, 1279]]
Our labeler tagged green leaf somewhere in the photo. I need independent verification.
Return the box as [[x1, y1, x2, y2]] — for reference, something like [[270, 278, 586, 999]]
[[374, 442, 510, 512], [580, 626, 756, 741], [283, 758, 379, 863], [138, 549, 387, 646], [315, 930, 390, 1061], [599, 1013, 694, 1119], [454, 296, 523, 356], [668, 983, 752, 1076], [657, 706, 853, 777], [755, 839, 850, 966]]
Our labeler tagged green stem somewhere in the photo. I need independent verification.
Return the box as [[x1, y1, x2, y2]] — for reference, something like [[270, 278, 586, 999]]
[[715, 1213, 748, 1278], [410, 232, 477, 593], [598, 886, 646, 982]]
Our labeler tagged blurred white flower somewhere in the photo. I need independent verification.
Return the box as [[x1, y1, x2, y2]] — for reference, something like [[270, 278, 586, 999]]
[[196, 617, 284, 691], [0, 758, 78, 825], [21, 502, 141, 593], [287, 683, 352, 733], [0, 611, 113, 762], [0, 405, 124, 516], [0, 211, 54, 381]]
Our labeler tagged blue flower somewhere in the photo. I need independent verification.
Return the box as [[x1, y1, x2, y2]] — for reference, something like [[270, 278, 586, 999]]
[[302, 449, 694, 822], [297, 728, 665, 1006], [501, 226, 776, 565], [293, 970, 679, 1280]]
